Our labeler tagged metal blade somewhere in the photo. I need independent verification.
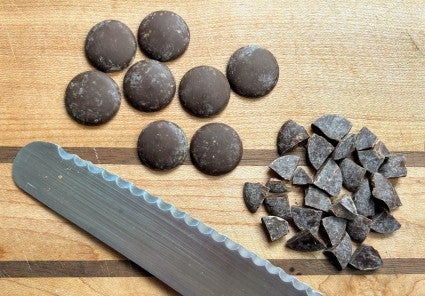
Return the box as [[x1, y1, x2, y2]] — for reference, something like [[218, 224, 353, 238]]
[[12, 141, 321, 296]]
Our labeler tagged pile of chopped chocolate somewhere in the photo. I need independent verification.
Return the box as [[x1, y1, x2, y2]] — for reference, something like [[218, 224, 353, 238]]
[[243, 114, 406, 271]]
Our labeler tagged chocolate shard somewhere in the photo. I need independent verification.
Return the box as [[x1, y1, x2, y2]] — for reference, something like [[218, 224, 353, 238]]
[[286, 229, 327, 252], [265, 178, 289, 193], [313, 159, 342, 196], [339, 158, 366, 192], [311, 114, 352, 142], [331, 194, 358, 220], [379, 154, 407, 178], [346, 215, 372, 243], [349, 244, 383, 271], [261, 216, 289, 242], [322, 216, 347, 247], [263, 195, 291, 221], [324, 232, 352, 270], [305, 185, 331, 212], [353, 179, 375, 217], [269, 155, 300, 180], [375, 140, 391, 157], [355, 127, 378, 150], [370, 211, 401, 234], [333, 133, 356, 160], [357, 147, 386, 173], [292, 167, 313, 186], [291, 206, 322, 231], [277, 120, 310, 155], [307, 134, 334, 170], [371, 173, 402, 211], [243, 182, 269, 213]]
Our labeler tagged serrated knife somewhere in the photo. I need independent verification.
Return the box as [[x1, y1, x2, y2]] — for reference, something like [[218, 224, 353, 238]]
[[12, 141, 321, 296]]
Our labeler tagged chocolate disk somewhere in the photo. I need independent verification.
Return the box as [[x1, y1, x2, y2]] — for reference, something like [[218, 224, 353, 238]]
[[65, 70, 121, 125], [85, 20, 136, 72], [137, 120, 188, 170], [138, 10, 190, 62], [226, 45, 279, 98], [179, 66, 230, 117], [124, 60, 176, 112], [190, 123, 243, 176]]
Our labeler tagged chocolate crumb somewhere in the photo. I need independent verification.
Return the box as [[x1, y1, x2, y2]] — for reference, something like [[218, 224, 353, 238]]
[[286, 229, 327, 252], [277, 120, 309, 155], [355, 127, 378, 151], [331, 194, 358, 220], [322, 216, 347, 247], [346, 215, 372, 244], [379, 154, 407, 178], [371, 173, 402, 211], [263, 195, 291, 221], [243, 182, 269, 213], [323, 232, 352, 270], [261, 216, 289, 241], [349, 244, 383, 271], [307, 134, 334, 170], [339, 158, 367, 192], [292, 167, 313, 186], [265, 178, 289, 193], [304, 185, 331, 212], [313, 159, 342, 196], [269, 155, 300, 180], [353, 179, 375, 217], [291, 206, 322, 231], [371, 211, 401, 234], [311, 114, 352, 142]]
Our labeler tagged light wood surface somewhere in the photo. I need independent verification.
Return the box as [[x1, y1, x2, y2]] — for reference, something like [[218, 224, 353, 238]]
[[1, 1, 424, 295]]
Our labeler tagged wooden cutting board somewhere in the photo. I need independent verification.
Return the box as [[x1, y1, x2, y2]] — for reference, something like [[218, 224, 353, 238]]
[[1, 1, 424, 295]]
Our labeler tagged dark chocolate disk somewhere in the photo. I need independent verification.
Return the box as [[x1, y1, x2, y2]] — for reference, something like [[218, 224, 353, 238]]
[[137, 120, 188, 170], [190, 123, 243, 176], [226, 45, 279, 98], [138, 10, 190, 62], [85, 20, 136, 72], [179, 66, 230, 117], [65, 71, 121, 125], [124, 60, 176, 112]]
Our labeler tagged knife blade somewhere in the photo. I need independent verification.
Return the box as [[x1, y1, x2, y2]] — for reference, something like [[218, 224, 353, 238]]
[[12, 141, 321, 296]]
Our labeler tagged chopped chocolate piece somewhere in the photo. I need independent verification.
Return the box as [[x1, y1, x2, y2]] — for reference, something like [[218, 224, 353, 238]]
[[339, 158, 366, 192], [357, 148, 386, 173], [291, 206, 322, 231], [261, 216, 289, 241], [313, 159, 342, 196], [305, 185, 331, 212], [346, 215, 372, 243], [265, 178, 289, 193], [331, 194, 358, 220], [292, 167, 313, 186], [263, 195, 291, 220], [324, 232, 352, 270], [355, 127, 378, 150], [371, 173, 402, 211], [371, 211, 401, 234], [307, 134, 334, 170], [349, 244, 383, 271], [243, 182, 269, 213], [286, 229, 326, 252], [375, 140, 391, 157], [311, 114, 352, 142], [322, 216, 347, 247], [379, 154, 407, 178], [269, 155, 300, 180], [353, 179, 376, 217], [277, 120, 309, 155], [333, 133, 356, 160]]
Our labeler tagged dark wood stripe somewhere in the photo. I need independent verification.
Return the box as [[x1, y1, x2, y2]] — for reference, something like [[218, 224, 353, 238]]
[[0, 258, 423, 278], [1, 146, 424, 167]]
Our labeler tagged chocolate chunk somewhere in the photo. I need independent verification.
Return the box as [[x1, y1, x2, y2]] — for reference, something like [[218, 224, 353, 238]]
[[138, 11, 189, 61], [333, 133, 356, 160], [339, 158, 366, 192], [355, 127, 378, 150], [313, 159, 342, 196], [123, 60, 176, 112], [226, 45, 279, 98], [276, 120, 309, 155], [292, 167, 313, 186], [269, 155, 300, 180], [322, 216, 347, 247], [286, 229, 326, 252], [264, 195, 291, 220], [243, 182, 269, 213], [265, 178, 289, 193], [261, 216, 289, 241], [357, 147, 386, 173], [353, 179, 375, 217], [137, 120, 188, 170], [85, 20, 136, 72], [65, 70, 120, 125], [307, 134, 334, 170], [349, 244, 383, 271], [346, 215, 372, 243], [305, 185, 331, 212], [190, 123, 243, 176], [375, 140, 391, 157], [371, 173, 402, 211], [291, 206, 322, 231], [371, 211, 401, 234], [331, 194, 358, 220], [311, 114, 352, 142], [324, 232, 352, 270], [179, 66, 230, 117], [379, 154, 407, 178]]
